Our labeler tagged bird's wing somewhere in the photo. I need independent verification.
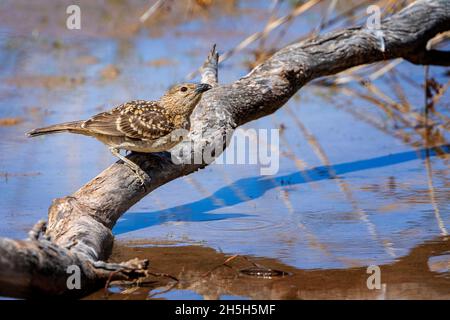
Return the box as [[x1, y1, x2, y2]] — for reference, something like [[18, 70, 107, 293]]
[[82, 100, 174, 140]]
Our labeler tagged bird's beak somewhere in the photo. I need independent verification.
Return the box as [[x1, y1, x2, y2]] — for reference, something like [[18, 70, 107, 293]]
[[195, 83, 213, 93]]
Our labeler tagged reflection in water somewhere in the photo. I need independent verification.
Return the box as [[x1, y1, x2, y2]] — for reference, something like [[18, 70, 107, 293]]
[[114, 146, 450, 234], [424, 135, 448, 236], [87, 236, 450, 300]]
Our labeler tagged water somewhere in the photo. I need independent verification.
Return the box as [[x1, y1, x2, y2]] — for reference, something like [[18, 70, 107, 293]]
[[0, 0, 449, 299]]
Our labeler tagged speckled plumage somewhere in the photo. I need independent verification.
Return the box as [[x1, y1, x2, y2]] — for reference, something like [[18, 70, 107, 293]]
[[83, 100, 175, 140], [27, 83, 212, 183], [27, 83, 212, 153]]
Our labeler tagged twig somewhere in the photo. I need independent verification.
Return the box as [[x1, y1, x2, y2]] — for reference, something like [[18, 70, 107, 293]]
[[140, 0, 166, 23], [186, 0, 321, 79]]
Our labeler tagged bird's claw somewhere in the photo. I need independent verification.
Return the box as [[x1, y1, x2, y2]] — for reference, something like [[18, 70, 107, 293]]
[[124, 163, 149, 191]]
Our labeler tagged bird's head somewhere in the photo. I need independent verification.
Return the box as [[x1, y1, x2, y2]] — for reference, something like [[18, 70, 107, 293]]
[[160, 83, 212, 116]]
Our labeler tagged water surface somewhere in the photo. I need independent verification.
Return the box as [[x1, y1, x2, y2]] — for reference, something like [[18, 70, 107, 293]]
[[0, 0, 449, 299]]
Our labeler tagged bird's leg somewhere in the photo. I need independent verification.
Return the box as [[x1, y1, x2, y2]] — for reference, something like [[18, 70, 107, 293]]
[[109, 147, 149, 187]]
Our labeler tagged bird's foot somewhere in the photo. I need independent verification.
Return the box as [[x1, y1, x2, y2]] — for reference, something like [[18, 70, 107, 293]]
[[109, 147, 149, 191], [124, 162, 149, 189]]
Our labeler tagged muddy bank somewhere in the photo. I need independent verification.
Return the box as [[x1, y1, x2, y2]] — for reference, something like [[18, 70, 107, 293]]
[[86, 236, 450, 300]]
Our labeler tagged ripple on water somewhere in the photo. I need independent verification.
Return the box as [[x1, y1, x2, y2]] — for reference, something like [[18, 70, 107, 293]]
[[204, 217, 285, 232]]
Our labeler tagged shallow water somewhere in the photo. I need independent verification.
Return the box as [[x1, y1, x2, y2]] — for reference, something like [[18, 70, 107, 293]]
[[0, 0, 449, 299], [88, 237, 450, 300]]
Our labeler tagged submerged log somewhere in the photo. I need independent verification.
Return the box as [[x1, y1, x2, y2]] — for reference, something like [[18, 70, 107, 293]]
[[0, 0, 449, 298]]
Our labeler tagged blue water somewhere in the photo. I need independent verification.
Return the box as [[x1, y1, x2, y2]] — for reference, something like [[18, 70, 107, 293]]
[[0, 0, 449, 295]]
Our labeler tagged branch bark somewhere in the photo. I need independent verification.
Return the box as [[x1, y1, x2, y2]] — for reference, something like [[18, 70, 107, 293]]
[[0, 0, 449, 298]]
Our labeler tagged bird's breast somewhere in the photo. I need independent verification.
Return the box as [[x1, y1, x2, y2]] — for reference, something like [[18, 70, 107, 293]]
[[93, 132, 185, 153]]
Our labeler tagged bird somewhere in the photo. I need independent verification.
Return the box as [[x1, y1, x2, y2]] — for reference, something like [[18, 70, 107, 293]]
[[27, 83, 212, 184]]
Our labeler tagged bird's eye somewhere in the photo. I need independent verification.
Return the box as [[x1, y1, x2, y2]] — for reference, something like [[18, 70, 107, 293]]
[[180, 86, 188, 92]]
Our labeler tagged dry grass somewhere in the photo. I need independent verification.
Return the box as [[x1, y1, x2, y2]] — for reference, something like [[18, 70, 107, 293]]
[[0, 117, 23, 126]]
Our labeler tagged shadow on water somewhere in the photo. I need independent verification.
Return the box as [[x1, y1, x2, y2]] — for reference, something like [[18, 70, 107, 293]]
[[114, 145, 450, 235], [87, 236, 450, 300]]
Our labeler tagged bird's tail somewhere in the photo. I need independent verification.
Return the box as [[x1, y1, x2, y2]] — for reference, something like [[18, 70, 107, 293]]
[[27, 121, 85, 137]]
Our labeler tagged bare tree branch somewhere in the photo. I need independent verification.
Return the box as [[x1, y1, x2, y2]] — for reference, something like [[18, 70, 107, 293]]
[[406, 49, 450, 66]]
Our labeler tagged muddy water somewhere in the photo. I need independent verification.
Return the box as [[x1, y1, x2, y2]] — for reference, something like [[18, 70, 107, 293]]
[[0, 0, 449, 299], [87, 237, 450, 300]]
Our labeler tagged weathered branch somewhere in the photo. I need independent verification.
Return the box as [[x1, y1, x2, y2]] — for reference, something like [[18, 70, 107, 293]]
[[406, 49, 450, 66], [0, 0, 449, 298]]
